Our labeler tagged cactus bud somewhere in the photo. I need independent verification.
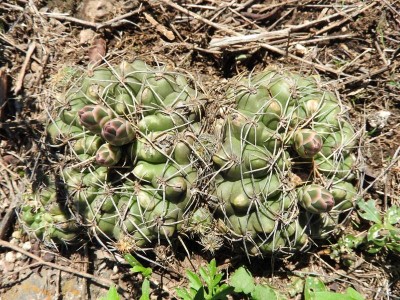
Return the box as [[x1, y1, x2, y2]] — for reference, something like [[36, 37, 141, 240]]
[[101, 118, 135, 146], [294, 129, 323, 158], [95, 143, 122, 166], [78, 105, 113, 134], [297, 184, 334, 214]]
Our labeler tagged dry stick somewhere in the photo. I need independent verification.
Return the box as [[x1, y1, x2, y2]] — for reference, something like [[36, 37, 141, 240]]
[[161, 0, 363, 77], [0, 239, 125, 292], [209, 29, 290, 48], [0, 206, 16, 240], [209, 5, 362, 48], [158, 0, 238, 36], [360, 146, 400, 197], [33, 51, 50, 88], [0, 33, 41, 64], [340, 63, 397, 86], [315, 1, 378, 36], [260, 42, 348, 76], [42, 5, 145, 30], [14, 41, 36, 94], [144, 12, 175, 41]]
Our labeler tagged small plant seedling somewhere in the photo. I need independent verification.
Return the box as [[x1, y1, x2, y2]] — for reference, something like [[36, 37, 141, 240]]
[[230, 266, 283, 300], [124, 254, 152, 300], [331, 200, 400, 264], [358, 200, 400, 254], [304, 276, 365, 300], [99, 285, 120, 300], [176, 258, 233, 300]]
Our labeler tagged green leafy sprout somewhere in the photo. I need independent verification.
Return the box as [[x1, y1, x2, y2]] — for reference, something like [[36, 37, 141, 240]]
[[330, 199, 400, 265]]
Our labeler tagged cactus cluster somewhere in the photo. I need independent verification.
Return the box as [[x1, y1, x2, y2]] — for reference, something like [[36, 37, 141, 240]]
[[210, 68, 359, 255], [19, 62, 359, 256], [34, 60, 207, 249], [19, 178, 80, 246]]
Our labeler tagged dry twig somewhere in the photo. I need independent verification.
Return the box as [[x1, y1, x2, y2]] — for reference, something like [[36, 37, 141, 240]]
[[14, 41, 36, 94]]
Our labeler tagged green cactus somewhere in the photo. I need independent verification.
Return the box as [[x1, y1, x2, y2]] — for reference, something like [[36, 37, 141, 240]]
[[19, 62, 360, 258], [19, 180, 80, 246], [24, 59, 208, 250], [211, 67, 359, 256]]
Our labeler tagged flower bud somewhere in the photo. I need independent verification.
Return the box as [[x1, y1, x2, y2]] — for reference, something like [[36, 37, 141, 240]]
[[101, 118, 135, 146], [78, 105, 113, 134], [95, 143, 122, 166], [298, 184, 334, 214], [294, 129, 322, 158]]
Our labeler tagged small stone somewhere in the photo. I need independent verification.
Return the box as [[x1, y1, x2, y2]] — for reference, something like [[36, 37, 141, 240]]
[[42, 252, 55, 262], [9, 238, 19, 245], [79, 29, 96, 44], [16, 252, 25, 261], [31, 61, 41, 72], [294, 44, 307, 56], [110, 273, 120, 280], [22, 241, 32, 251], [11, 231, 22, 239], [368, 110, 391, 129], [112, 265, 118, 274], [5, 251, 16, 263]]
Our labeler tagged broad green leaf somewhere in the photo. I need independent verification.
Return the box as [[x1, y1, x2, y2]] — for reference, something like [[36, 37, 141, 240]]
[[367, 245, 382, 254], [251, 284, 277, 300], [139, 278, 151, 300], [199, 267, 209, 286], [357, 200, 381, 224], [387, 242, 400, 253], [176, 288, 194, 300], [100, 285, 120, 300], [230, 266, 255, 294], [187, 270, 203, 291], [367, 223, 387, 246], [385, 206, 400, 225], [304, 277, 327, 300], [312, 289, 365, 300], [312, 291, 348, 300], [345, 287, 365, 300]]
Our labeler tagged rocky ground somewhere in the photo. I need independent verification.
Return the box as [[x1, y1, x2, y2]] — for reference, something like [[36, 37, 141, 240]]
[[0, 0, 399, 299]]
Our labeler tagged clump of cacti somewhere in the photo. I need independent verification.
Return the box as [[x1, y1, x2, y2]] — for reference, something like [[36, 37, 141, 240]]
[[19, 61, 359, 257], [35, 59, 208, 249], [18, 177, 80, 246], [210, 67, 359, 256]]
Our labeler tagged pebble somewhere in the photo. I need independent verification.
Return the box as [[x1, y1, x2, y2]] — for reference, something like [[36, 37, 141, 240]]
[[11, 231, 22, 239], [112, 265, 118, 274], [368, 110, 391, 129], [9, 238, 19, 245], [22, 241, 32, 251], [294, 44, 307, 56], [5, 251, 16, 263], [16, 252, 25, 261]]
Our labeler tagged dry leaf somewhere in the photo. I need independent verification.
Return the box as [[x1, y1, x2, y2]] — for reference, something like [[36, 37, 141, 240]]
[[88, 37, 107, 68]]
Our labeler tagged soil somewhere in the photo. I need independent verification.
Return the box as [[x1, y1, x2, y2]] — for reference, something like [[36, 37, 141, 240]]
[[0, 0, 399, 299]]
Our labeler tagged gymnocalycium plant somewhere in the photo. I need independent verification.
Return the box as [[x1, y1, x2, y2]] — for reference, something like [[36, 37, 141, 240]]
[[19, 60, 361, 258]]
